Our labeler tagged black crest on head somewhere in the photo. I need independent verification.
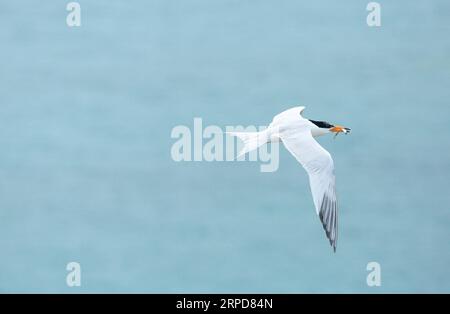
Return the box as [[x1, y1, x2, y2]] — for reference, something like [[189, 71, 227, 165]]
[[309, 120, 334, 129]]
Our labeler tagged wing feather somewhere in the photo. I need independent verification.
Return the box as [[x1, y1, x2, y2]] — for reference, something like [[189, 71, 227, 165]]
[[279, 129, 338, 252]]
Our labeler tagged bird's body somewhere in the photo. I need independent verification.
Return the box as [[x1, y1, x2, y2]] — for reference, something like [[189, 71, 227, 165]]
[[228, 106, 350, 252]]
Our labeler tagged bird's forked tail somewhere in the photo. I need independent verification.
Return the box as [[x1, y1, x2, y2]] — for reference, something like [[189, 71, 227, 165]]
[[226, 129, 270, 158]]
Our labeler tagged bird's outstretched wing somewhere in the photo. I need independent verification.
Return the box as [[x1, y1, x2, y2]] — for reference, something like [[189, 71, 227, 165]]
[[271, 106, 306, 125], [280, 129, 338, 252]]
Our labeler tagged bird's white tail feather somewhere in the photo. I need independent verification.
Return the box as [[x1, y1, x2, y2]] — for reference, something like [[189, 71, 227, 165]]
[[226, 130, 270, 158]]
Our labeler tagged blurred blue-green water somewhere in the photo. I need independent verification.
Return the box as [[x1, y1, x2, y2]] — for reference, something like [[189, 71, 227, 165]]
[[0, 0, 449, 292]]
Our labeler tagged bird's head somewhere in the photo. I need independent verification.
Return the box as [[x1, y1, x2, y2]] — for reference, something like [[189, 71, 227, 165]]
[[309, 120, 351, 138]]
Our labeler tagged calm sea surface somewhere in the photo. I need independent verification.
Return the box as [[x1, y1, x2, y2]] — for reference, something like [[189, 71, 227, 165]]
[[0, 1, 449, 292]]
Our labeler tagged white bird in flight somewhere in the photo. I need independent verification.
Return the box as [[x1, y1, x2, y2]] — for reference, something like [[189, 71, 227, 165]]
[[228, 106, 350, 252]]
